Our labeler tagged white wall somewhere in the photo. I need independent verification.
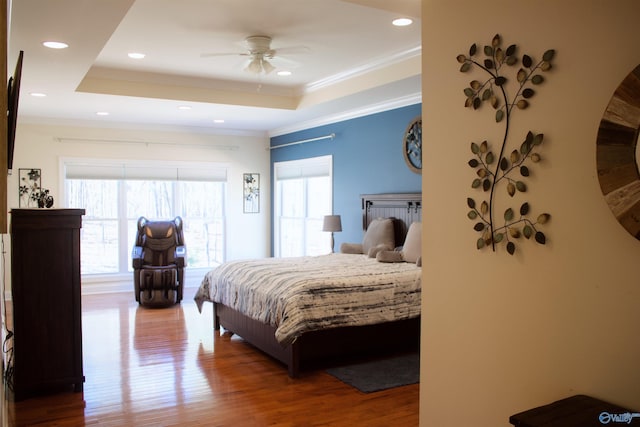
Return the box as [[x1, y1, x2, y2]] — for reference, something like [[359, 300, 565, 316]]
[[5, 122, 271, 291], [420, 1, 640, 426]]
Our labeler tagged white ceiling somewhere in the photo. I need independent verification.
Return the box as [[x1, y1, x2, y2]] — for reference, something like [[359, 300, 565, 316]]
[[8, 0, 421, 137]]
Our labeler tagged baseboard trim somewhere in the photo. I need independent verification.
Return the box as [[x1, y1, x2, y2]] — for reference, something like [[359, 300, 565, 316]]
[[4, 268, 208, 299]]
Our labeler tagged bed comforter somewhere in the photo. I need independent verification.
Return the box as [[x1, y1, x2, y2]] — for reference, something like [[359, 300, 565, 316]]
[[194, 253, 421, 346]]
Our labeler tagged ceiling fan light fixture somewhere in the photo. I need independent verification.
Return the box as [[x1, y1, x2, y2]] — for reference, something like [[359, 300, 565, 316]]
[[245, 58, 263, 74], [245, 56, 275, 74], [262, 59, 275, 74]]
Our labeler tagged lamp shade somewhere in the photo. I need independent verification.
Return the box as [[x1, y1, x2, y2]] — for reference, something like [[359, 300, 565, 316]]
[[322, 215, 342, 232]]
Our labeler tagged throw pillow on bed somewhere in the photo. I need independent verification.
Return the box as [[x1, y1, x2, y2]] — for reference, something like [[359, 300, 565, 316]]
[[340, 242, 363, 254], [401, 221, 421, 263], [362, 218, 395, 256], [339, 217, 395, 257], [376, 222, 421, 266]]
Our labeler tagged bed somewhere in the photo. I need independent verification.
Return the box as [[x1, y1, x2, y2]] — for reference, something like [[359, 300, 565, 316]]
[[194, 192, 422, 377]]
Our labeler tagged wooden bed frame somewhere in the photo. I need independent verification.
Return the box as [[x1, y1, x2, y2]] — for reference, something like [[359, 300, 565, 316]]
[[213, 192, 422, 377]]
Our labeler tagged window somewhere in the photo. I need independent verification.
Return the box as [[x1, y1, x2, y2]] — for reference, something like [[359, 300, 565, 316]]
[[274, 156, 333, 257], [64, 159, 227, 276]]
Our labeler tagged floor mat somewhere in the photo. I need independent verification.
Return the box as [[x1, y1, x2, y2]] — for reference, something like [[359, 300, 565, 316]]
[[326, 352, 419, 393]]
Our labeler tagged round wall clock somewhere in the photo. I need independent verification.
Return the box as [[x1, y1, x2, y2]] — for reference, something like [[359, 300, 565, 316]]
[[403, 116, 422, 174]]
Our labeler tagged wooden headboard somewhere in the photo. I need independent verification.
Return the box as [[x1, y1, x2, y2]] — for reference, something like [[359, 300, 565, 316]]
[[361, 193, 422, 246]]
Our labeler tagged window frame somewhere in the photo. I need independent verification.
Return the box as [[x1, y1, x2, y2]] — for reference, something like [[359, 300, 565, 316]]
[[61, 157, 228, 279], [273, 155, 333, 257]]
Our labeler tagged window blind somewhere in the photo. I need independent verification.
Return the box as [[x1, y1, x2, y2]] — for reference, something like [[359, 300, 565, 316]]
[[64, 160, 228, 182], [274, 155, 332, 180]]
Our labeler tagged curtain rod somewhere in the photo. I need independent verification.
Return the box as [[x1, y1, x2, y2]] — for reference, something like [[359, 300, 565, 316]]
[[269, 133, 335, 150], [56, 137, 239, 151]]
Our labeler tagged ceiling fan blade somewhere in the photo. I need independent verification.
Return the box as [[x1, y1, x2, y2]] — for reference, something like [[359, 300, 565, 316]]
[[200, 52, 249, 58], [273, 45, 311, 56], [269, 56, 301, 68]]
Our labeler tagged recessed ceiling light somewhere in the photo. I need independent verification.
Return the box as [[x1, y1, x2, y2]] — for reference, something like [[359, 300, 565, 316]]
[[277, 70, 292, 76], [128, 52, 145, 59], [30, 92, 47, 97], [42, 41, 69, 49], [213, 119, 225, 124], [392, 18, 413, 27], [96, 111, 109, 116], [177, 105, 192, 110]]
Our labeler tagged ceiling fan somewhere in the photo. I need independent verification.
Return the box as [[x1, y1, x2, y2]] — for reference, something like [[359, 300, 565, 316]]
[[201, 35, 309, 74]]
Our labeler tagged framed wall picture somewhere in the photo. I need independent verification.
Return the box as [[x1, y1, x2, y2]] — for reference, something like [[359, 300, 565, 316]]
[[243, 173, 260, 213], [18, 168, 41, 208]]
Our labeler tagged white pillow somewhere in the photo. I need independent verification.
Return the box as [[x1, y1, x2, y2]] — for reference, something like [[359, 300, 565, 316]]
[[401, 222, 421, 263]]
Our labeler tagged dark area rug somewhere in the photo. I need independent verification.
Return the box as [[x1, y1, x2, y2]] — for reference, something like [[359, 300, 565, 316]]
[[326, 352, 419, 393]]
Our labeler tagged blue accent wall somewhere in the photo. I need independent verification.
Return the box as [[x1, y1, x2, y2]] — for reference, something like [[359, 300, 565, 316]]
[[270, 103, 422, 250]]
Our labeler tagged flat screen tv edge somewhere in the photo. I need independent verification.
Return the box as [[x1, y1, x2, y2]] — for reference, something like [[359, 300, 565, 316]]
[[7, 50, 23, 175]]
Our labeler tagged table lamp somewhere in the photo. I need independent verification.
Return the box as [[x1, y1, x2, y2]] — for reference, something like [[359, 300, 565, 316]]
[[322, 215, 342, 253]]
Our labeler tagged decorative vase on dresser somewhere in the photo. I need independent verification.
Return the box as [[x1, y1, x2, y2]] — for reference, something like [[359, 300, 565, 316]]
[[9, 208, 85, 400]]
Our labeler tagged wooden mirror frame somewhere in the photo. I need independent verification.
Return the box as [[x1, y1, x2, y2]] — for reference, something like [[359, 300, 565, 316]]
[[403, 116, 422, 174], [596, 64, 640, 238]]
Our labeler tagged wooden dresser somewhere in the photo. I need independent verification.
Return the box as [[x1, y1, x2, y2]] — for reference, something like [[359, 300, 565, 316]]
[[9, 208, 85, 400]]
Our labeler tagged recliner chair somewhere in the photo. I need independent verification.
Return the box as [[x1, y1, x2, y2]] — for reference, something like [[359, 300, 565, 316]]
[[132, 216, 186, 307]]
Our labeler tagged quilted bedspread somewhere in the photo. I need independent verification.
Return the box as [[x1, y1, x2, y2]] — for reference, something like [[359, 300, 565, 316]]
[[194, 253, 421, 346]]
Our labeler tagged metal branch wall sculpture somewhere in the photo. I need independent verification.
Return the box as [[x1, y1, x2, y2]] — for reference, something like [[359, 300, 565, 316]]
[[457, 34, 554, 255]]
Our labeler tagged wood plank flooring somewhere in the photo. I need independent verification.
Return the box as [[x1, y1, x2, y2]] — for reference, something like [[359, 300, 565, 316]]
[[2, 287, 418, 426]]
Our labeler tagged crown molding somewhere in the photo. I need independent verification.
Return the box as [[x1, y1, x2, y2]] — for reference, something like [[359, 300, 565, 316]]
[[269, 92, 421, 137], [304, 46, 422, 94]]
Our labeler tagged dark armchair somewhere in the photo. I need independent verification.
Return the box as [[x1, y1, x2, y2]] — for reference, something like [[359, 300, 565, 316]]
[[132, 216, 186, 307]]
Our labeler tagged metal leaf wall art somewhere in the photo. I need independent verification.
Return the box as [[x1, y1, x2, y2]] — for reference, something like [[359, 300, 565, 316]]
[[457, 34, 554, 255]]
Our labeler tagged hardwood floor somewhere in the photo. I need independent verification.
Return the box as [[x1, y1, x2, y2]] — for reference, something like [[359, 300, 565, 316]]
[[2, 287, 418, 426]]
